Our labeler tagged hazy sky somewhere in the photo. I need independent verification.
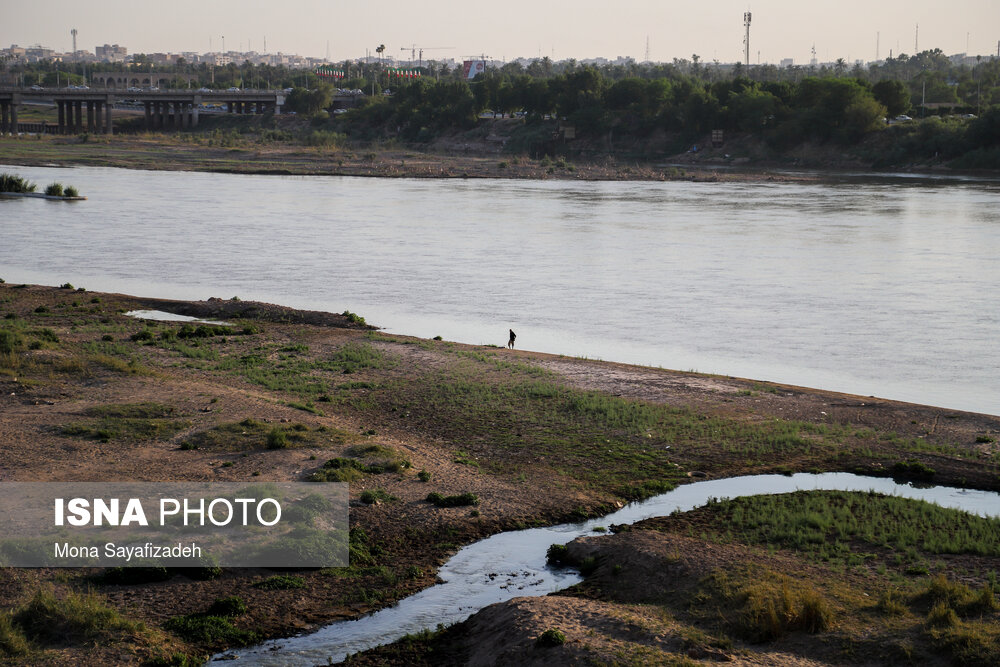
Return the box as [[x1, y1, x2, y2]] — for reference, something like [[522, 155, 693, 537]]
[[4, 1, 998, 65]]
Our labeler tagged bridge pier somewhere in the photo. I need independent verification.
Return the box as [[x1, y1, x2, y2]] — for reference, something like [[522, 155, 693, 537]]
[[87, 101, 95, 133], [62, 100, 72, 134], [1, 100, 19, 135]]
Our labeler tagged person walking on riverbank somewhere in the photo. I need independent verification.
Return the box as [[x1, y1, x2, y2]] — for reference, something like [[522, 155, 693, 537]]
[[508, 329, 516, 349]]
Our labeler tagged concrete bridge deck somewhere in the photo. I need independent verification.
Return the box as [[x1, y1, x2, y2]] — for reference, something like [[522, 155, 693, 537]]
[[0, 87, 288, 135]]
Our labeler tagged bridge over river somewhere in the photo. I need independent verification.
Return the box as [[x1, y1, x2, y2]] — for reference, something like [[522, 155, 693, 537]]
[[0, 87, 295, 135]]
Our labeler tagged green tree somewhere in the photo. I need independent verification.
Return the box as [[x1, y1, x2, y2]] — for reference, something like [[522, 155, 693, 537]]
[[728, 88, 780, 133], [286, 83, 334, 115], [872, 80, 910, 117]]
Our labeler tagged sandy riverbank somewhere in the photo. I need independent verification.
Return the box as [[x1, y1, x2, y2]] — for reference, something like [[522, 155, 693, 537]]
[[0, 133, 822, 183], [0, 284, 997, 665]]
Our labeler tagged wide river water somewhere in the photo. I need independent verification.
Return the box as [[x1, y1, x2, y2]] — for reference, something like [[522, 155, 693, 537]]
[[1, 165, 998, 414]]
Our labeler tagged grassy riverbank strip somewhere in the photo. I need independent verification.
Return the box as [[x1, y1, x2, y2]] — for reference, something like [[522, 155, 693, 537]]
[[0, 283, 997, 665], [0, 132, 808, 183]]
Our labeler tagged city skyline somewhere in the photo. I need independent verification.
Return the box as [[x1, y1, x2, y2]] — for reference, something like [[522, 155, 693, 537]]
[[3, 0, 998, 66]]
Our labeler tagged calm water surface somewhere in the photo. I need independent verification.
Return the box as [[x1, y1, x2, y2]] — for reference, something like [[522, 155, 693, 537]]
[[1, 165, 998, 414]]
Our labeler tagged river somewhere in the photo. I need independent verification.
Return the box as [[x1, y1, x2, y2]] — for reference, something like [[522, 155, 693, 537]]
[[1, 165, 998, 414]]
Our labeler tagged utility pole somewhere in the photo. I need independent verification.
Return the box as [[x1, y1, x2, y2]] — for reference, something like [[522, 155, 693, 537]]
[[743, 11, 752, 68]]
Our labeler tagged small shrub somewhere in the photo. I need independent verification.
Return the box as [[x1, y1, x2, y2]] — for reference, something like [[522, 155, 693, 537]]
[[360, 489, 396, 504], [64, 185, 79, 197], [33, 328, 59, 343], [60, 282, 74, 290], [164, 615, 258, 645], [44, 183, 64, 197], [536, 628, 566, 647], [341, 310, 367, 326], [426, 492, 479, 507], [926, 601, 960, 628], [0, 330, 24, 355], [546, 543, 571, 567], [891, 459, 936, 481], [417, 470, 432, 482], [266, 428, 288, 449], [0, 612, 30, 656], [878, 589, 908, 616], [796, 589, 834, 633], [13, 588, 144, 646], [206, 596, 246, 617], [0, 173, 37, 193]]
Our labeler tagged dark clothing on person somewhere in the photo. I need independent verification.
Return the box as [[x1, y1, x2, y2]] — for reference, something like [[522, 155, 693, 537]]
[[508, 329, 516, 349]]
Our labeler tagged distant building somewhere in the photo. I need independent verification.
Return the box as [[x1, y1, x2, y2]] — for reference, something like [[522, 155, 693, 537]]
[[780, 58, 794, 68], [96, 44, 128, 62]]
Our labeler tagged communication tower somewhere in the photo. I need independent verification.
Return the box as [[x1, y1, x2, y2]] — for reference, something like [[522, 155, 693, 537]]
[[743, 12, 752, 68], [71, 28, 77, 53]]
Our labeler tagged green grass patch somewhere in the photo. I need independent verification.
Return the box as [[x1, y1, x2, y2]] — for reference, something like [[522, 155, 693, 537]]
[[182, 419, 353, 452], [426, 492, 479, 507], [11, 588, 146, 648], [0, 612, 30, 657], [360, 488, 397, 504], [348, 364, 841, 495], [61, 402, 188, 443], [660, 491, 1000, 565], [309, 444, 411, 482], [164, 596, 257, 646], [328, 341, 386, 373], [699, 568, 835, 642]]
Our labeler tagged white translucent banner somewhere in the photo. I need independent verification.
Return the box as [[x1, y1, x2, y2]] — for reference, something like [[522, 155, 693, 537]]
[[0, 482, 348, 567]]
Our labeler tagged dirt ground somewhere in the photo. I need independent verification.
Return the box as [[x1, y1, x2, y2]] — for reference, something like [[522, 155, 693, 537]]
[[0, 284, 998, 665]]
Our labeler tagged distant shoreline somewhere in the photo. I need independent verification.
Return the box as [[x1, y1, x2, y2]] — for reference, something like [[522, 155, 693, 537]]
[[0, 134, 842, 184]]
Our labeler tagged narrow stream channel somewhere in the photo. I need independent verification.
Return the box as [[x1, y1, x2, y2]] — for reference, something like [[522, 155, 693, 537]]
[[211, 473, 1000, 665]]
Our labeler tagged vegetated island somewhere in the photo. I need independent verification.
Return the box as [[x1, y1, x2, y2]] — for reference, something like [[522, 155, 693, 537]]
[[0, 172, 85, 200], [0, 283, 998, 666]]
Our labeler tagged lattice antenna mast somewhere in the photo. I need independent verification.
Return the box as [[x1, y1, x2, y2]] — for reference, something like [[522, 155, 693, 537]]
[[743, 12, 752, 68]]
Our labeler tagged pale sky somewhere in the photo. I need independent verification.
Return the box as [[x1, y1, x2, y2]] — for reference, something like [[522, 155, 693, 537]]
[[3, 1, 998, 65]]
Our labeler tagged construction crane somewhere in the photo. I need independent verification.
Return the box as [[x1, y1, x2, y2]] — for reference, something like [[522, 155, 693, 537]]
[[400, 45, 454, 68]]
